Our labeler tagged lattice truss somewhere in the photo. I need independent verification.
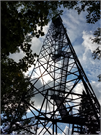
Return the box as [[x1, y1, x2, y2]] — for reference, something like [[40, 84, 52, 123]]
[[21, 16, 100, 135]]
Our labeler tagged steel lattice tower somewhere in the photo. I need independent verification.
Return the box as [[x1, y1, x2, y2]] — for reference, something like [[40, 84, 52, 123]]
[[22, 15, 100, 134]]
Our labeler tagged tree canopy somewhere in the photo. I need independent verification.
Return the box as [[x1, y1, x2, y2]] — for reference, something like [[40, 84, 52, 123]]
[[92, 28, 101, 60], [1, 1, 100, 134], [61, 1, 100, 24], [1, 1, 64, 134]]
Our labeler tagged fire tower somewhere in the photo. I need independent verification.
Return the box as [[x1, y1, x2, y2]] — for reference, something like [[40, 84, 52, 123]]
[[22, 15, 100, 134]]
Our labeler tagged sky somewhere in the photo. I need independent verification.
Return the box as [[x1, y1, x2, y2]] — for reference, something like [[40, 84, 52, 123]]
[[9, 6, 101, 135]]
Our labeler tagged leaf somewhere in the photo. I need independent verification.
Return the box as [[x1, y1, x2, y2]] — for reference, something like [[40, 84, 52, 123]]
[[36, 34, 39, 38]]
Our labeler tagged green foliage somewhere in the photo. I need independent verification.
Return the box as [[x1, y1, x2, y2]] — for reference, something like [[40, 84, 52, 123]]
[[90, 28, 101, 60], [92, 47, 101, 60], [1, 56, 33, 133], [1, 1, 64, 133], [79, 91, 99, 133], [92, 28, 101, 44], [61, 1, 100, 24]]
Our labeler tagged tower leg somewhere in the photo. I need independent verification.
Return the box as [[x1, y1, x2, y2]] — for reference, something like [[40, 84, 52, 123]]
[[72, 124, 74, 134], [56, 122, 57, 135], [53, 122, 54, 135]]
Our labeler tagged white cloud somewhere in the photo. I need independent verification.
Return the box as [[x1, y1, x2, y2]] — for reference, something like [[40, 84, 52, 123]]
[[9, 48, 25, 63], [36, 126, 52, 135], [62, 126, 71, 135], [11, 131, 17, 135], [75, 31, 101, 82], [74, 80, 101, 104], [43, 23, 50, 35], [62, 8, 87, 43], [68, 13, 80, 25], [30, 125, 71, 135], [91, 81, 101, 103], [82, 31, 99, 59], [31, 37, 42, 54]]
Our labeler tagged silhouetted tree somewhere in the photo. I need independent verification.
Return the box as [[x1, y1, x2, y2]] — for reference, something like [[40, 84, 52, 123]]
[[79, 91, 100, 134], [91, 28, 101, 60], [1, 1, 64, 134]]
